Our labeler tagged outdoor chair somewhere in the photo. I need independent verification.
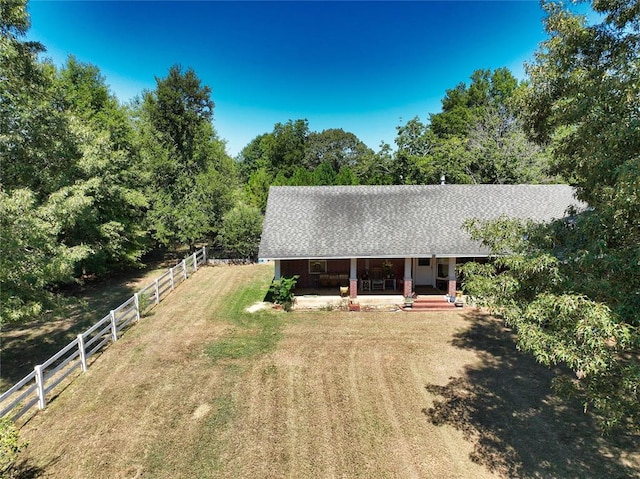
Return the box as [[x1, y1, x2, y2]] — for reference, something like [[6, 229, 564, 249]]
[[371, 268, 384, 291]]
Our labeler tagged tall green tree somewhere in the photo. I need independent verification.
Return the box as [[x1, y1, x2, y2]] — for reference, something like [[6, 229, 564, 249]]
[[303, 128, 373, 172], [1, 0, 72, 195], [394, 68, 551, 185], [218, 203, 263, 259], [0, 189, 90, 324], [462, 0, 639, 431], [139, 65, 235, 247], [52, 57, 150, 274], [354, 142, 395, 185], [465, 105, 552, 184]]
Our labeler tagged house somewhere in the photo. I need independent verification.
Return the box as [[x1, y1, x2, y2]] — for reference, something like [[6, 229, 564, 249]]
[[258, 184, 581, 300]]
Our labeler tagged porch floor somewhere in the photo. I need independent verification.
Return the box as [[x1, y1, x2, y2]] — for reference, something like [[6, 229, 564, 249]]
[[292, 285, 449, 310]]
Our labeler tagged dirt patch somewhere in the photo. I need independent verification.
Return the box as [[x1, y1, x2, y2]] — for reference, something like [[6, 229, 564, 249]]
[[246, 301, 269, 313], [15, 264, 640, 478]]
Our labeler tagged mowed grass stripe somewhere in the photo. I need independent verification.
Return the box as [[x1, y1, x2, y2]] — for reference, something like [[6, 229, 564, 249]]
[[18, 264, 278, 478], [17, 264, 640, 478]]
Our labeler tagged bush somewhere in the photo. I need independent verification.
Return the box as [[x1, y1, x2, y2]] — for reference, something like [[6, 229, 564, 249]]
[[218, 203, 263, 259], [268, 276, 299, 311], [0, 417, 24, 478]]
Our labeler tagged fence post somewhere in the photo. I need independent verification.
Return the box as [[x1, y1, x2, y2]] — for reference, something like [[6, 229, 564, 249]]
[[134, 293, 140, 322], [193, 252, 198, 272], [78, 334, 87, 372], [154, 279, 160, 304], [183, 259, 188, 280], [110, 310, 118, 342], [202, 246, 207, 265], [34, 365, 46, 410], [170, 267, 175, 290]]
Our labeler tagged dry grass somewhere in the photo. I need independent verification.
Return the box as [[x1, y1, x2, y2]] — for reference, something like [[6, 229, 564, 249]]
[[14, 264, 640, 478], [1, 264, 170, 392]]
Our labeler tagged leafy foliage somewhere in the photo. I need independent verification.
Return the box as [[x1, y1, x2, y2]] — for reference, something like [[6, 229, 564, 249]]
[[237, 121, 372, 190], [394, 68, 554, 185], [137, 65, 236, 247], [0, 2, 241, 323], [219, 203, 263, 259], [461, 215, 639, 432], [0, 416, 24, 478], [461, 0, 639, 431], [0, 184, 90, 325], [268, 275, 299, 311]]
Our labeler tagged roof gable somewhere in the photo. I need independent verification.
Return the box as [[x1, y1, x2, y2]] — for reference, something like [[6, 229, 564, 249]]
[[258, 184, 582, 259]]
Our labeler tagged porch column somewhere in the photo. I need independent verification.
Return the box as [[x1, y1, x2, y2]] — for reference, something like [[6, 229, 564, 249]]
[[403, 257, 413, 297], [447, 257, 457, 297], [274, 260, 281, 280], [349, 258, 358, 299]]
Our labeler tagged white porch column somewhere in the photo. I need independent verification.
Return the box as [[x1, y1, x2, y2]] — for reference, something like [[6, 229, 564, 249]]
[[403, 257, 413, 297], [349, 258, 358, 299], [274, 260, 281, 280], [447, 257, 457, 297]]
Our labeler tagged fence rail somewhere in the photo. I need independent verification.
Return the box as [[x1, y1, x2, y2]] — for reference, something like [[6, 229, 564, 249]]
[[0, 247, 208, 422]]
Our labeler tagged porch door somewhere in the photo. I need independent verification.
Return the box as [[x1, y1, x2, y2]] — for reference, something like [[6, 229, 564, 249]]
[[414, 257, 434, 286]]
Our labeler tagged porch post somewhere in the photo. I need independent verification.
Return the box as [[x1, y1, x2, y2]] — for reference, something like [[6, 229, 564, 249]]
[[403, 257, 413, 297], [349, 258, 358, 299], [274, 260, 281, 280], [447, 257, 457, 297]]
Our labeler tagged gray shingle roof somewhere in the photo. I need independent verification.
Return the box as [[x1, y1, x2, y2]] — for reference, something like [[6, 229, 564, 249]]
[[258, 184, 582, 259]]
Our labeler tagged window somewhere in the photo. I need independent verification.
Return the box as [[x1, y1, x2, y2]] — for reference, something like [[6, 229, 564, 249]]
[[418, 258, 431, 267], [309, 260, 327, 274]]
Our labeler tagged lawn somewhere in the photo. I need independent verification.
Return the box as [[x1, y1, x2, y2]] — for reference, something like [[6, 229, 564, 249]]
[[0, 262, 173, 392], [14, 263, 640, 478]]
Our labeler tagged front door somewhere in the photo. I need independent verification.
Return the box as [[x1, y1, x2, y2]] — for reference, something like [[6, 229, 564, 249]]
[[414, 257, 434, 286]]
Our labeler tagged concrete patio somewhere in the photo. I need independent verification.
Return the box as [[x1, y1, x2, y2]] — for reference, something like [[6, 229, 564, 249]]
[[292, 286, 452, 311]]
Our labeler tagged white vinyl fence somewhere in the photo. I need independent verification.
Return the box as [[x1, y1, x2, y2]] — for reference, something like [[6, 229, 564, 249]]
[[0, 247, 207, 422]]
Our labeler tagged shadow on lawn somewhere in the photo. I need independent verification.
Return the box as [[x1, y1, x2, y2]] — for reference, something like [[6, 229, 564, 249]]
[[0, 264, 166, 391], [423, 310, 640, 479]]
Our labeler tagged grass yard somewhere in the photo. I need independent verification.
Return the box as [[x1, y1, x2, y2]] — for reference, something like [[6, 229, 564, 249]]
[[0, 263, 173, 393], [14, 264, 640, 478]]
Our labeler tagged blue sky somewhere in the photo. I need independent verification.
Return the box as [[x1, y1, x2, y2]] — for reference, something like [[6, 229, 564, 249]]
[[28, 1, 553, 157]]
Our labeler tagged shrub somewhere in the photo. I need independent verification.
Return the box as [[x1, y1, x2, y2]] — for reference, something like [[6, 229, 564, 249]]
[[0, 417, 24, 478], [268, 275, 299, 311]]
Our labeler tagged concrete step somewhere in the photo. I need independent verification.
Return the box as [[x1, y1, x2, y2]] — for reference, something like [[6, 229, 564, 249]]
[[402, 295, 461, 311]]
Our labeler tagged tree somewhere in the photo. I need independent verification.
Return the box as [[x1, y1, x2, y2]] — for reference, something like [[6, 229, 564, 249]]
[[462, 0, 640, 431], [0, 189, 89, 324], [303, 128, 373, 172], [218, 203, 263, 259], [334, 165, 359, 185], [429, 68, 518, 138], [244, 167, 273, 212], [312, 161, 337, 186], [465, 105, 552, 184], [236, 133, 269, 182], [394, 69, 552, 185], [145, 64, 214, 168], [354, 142, 395, 185], [139, 65, 235, 247], [1, 0, 73, 196], [52, 57, 150, 274]]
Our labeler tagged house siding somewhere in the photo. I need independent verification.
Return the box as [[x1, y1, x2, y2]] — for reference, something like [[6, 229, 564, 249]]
[[281, 259, 351, 288]]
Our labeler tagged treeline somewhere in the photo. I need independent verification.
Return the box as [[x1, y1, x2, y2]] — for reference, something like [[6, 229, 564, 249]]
[[1, 3, 253, 322], [239, 68, 556, 211], [1, 1, 555, 324]]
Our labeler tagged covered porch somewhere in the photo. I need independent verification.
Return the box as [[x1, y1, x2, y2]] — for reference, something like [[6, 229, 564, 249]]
[[275, 257, 462, 300]]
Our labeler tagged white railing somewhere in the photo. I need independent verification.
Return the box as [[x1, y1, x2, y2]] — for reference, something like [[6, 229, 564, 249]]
[[0, 247, 207, 422]]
